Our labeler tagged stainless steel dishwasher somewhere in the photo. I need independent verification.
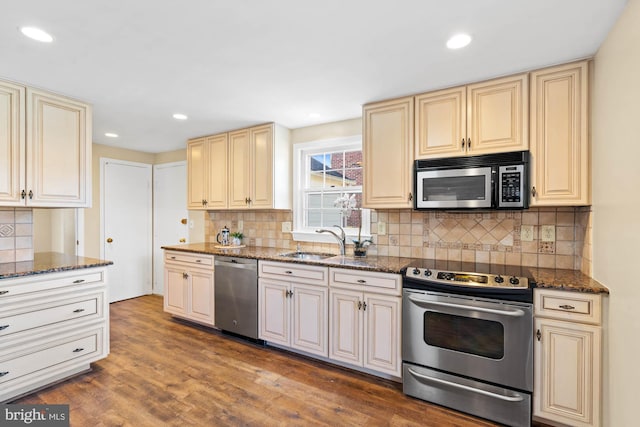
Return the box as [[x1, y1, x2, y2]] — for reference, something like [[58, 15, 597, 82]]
[[214, 256, 258, 339]]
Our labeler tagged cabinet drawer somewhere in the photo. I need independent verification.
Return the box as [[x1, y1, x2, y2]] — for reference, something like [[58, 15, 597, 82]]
[[534, 289, 602, 325], [0, 293, 102, 338], [0, 269, 105, 299], [259, 261, 328, 286], [0, 328, 103, 385], [164, 251, 213, 267], [330, 268, 401, 295]]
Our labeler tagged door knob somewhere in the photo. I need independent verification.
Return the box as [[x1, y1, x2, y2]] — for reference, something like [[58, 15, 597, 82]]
[[179, 238, 186, 243], [106, 238, 113, 243], [181, 218, 188, 224]]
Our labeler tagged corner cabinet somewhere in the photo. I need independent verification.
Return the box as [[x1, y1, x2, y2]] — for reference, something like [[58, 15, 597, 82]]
[[187, 123, 291, 211], [0, 267, 109, 402], [534, 288, 603, 427], [415, 73, 528, 159], [530, 61, 590, 206], [164, 251, 215, 326], [362, 97, 414, 209], [187, 134, 228, 209], [0, 80, 92, 207]]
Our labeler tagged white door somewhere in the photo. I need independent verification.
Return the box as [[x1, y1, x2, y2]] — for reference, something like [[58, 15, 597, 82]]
[[101, 158, 152, 302], [153, 161, 188, 295]]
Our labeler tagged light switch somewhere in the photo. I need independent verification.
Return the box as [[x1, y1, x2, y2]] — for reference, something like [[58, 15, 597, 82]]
[[377, 222, 387, 235], [541, 225, 556, 242], [281, 221, 292, 232], [238, 220, 243, 231], [520, 225, 534, 242]]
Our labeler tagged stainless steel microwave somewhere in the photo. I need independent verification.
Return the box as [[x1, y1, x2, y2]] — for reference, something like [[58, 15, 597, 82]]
[[414, 151, 530, 210]]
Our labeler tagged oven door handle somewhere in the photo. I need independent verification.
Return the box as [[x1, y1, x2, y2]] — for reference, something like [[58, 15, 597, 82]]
[[407, 368, 525, 402], [407, 295, 525, 317]]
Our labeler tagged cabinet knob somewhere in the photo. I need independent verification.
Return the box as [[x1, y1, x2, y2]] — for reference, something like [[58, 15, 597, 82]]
[[357, 279, 366, 284], [0, 325, 9, 331], [531, 186, 537, 197], [28, 190, 33, 199], [536, 329, 541, 341], [461, 139, 465, 150], [467, 138, 471, 149], [357, 301, 363, 310], [21, 189, 26, 199], [0, 371, 9, 378], [559, 304, 575, 310], [362, 301, 367, 311], [408, 193, 413, 202], [0, 290, 9, 295]]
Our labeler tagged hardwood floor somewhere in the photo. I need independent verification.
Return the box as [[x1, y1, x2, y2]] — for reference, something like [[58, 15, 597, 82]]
[[15, 295, 500, 426]]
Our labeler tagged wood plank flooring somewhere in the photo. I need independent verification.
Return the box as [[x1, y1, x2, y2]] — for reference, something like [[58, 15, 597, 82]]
[[15, 295, 501, 426]]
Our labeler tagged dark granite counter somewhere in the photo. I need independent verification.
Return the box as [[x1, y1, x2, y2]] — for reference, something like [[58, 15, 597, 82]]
[[161, 243, 609, 294], [0, 252, 113, 280]]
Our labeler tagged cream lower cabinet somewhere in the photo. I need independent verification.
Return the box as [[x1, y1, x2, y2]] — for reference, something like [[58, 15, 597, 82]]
[[0, 80, 92, 207], [534, 288, 603, 427], [415, 73, 528, 159], [329, 268, 402, 378], [164, 251, 215, 326], [362, 97, 414, 209], [0, 267, 109, 402], [530, 61, 590, 206], [258, 261, 328, 357]]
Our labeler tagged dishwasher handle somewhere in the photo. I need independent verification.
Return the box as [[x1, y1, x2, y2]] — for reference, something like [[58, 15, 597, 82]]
[[215, 258, 257, 270]]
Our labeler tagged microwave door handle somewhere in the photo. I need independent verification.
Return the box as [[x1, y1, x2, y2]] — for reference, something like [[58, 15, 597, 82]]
[[407, 295, 525, 317]]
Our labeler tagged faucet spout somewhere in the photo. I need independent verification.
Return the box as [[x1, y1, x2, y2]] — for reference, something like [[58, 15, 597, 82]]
[[315, 225, 346, 255]]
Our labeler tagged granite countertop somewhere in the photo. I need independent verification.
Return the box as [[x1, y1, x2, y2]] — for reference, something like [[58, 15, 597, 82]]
[[0, 252, 113, 280], [163, 243, 609, 294]]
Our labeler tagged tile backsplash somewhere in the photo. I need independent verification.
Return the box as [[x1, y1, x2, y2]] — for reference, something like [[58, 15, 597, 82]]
[[0, 208, 34, 263], [205, 207, 592, 274]]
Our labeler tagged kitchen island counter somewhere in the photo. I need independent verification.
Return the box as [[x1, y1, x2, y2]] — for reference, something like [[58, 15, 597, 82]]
[[0, 252, 113, 280]]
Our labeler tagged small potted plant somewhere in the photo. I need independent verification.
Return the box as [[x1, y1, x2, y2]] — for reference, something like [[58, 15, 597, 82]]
[[352, 225, 372, 257], [230, 231, 244, 246]]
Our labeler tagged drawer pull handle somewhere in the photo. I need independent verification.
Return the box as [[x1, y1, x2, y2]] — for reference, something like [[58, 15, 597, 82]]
[[0, 371, 9, 377], [0, 290, 8, 295], [357, 279, 366, 284], [73, 279, 85, 284], [170, 256, 176, 260], [285, 271, 293, 274], [196, 259, 202, 263], [559, 304, 576, 310], [0, 325, 9, 331], [73, 308, 85, 313], [72, 348, 85, 353]]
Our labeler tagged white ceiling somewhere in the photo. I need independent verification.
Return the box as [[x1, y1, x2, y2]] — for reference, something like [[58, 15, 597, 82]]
[[0, 0, 628, 153]]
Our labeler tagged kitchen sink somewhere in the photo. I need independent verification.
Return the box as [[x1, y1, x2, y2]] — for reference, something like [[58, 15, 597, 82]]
[[279, 251, 337, 261]]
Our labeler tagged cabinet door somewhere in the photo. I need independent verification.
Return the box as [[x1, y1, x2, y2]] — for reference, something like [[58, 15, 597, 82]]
[[0, 81, 25, 206], [530, 62, 589, 206], [363, 97, 414, 209], [329, 289, 362, 366], [258, 279, 290, 346], [363, 294, 401, 377], [186, 137, 207, 209], [467, 73, 528, 155], [291, 283, 327, 357], [415, 87, 466, 159], [228, 129, 251, 209], [26, 88, 91, 207], [206, 134, 228, 209], [250, 124, 273, 209], [188, 268, 214, 325], [164, 266, 187, 316], [534, 318, 601, 427]]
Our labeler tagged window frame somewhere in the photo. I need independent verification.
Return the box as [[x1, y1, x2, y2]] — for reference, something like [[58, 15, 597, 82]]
[[292, 136, 370, 244]]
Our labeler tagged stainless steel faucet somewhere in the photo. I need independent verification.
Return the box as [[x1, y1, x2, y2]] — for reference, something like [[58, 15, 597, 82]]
[[316, 225, 346, 255]]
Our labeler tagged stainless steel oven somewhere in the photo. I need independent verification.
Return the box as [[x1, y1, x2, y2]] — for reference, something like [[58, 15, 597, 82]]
[[402, 263, 534, 427]]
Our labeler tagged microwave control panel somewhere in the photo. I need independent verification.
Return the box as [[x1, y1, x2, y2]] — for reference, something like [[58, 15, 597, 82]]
[[498, 165, 525, 207]]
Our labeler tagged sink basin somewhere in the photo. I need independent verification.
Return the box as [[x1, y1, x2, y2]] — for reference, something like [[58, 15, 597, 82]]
[[279, 251, 337, 261]]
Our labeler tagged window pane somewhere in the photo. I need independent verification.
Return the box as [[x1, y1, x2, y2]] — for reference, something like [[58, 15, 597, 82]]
[[306, 209, 322, 227], [307, 193, 322, 208], [309, 171, 325, 189]]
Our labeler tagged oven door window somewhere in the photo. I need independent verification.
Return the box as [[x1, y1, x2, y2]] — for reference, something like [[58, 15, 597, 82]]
[[423, 312, 504, 359]]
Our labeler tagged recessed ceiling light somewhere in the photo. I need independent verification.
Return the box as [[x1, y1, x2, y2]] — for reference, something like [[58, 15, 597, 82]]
[[19, 26, 54, 43], [172, 113, 188, 120], [446, 33, 472, 49], [105, 132, 119, 138]]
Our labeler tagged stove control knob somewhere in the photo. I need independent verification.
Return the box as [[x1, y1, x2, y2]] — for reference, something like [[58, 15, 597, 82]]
[[412, 268, 420, 275], [509, 276, 520, 285], [494, 275, 504, 284], [443, 273, 454, 280], [424, 269, 432, 277]]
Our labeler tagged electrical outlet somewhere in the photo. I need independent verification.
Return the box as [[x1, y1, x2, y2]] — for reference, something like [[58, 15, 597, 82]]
[[238, 220, 243, 231], [281, 221, 292, 233], [520, 225, 534, 242], [541, 225, 556, 242], [377, 221, 387, 235]]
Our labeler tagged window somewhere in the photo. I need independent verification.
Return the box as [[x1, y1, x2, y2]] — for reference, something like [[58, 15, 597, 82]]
[[293, 136, 370, 243]]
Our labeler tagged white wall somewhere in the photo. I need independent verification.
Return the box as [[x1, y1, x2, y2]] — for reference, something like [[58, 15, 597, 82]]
[[592, 0, 640, 425]]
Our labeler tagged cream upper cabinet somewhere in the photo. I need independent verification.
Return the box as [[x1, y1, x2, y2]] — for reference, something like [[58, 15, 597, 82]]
[[415, 73, 528, 159], [187, 134, 228, 210], [250, 124, 274, 209], [0, 82, 91, 207], [530, 61, 589, 206], [363, 96, 414, 209], [0, 81, 25, 205], [534, 288, 603, 427], [228, 128, 251, 209]]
